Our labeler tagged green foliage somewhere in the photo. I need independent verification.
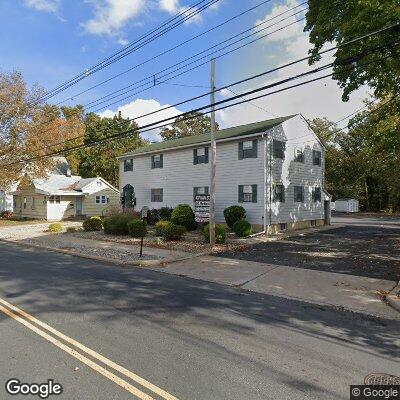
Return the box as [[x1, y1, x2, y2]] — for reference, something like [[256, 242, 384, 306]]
[[160, 111, 220, 141], [171, 204, 197, 231], [159, 207, 173, 221], [203, 224, 227, 244], [305, 0, 400, 101], [233, 220, 253, 238], [83, 216, 103, 232], [223, 205, 246, 229], [147, 209, 160, 226], [73, 112, 147, 186], [155, 221, 172, 237], [127, 219, 147, 238], [48, 222, 63, 233], [163, 224, 186, 241], [103, 214, 136, 235]]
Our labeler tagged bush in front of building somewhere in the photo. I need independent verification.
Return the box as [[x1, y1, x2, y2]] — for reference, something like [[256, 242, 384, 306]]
[[159, 207, 173, 221], [155, 220, 171, 237], [48, 222, 63, 233], [223, 206, 246, 229], [83, 216, 103, 232], [163, 223, 186, 241], [171, 204, 197, 231], [147, 209, 160, 226], [103, 214, 136, 235], [0, 211, 13, 219], [233, 219, 253, 238], [127, 219, 148, 238], [203, 224, 227, 244]]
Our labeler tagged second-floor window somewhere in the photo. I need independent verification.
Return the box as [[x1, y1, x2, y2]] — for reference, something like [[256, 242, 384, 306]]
[[151, 188, 163, 202], [312, 187, 322, 202], [238, 139, 258, 159], [294, 147, 304, 163], [239, 185, 257, 203], [193, 147, 209, 164], [294, 186, 304, 203], [151, 154, 163, 169], [313, 150, 322, 166], [124, 159, 133, 172], [273, 140, 285, 159], [273, 184, 285, 203]]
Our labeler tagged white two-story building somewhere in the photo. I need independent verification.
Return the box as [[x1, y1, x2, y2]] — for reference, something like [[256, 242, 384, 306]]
[[118, 115, 331, 233]]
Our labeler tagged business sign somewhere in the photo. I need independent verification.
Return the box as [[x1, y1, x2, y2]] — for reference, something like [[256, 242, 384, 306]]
[[195, 194, 210, 223]]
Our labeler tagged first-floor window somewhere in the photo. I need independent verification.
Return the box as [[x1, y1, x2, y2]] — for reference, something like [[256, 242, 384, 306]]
[[294, 186, 304, 202], [151, 188, 163, 202], [194, 186, 209, 199], [49, 196, 60, 204], [32, 197, 36, 209], [239, 185, 257, 203], [23, 197, 27, 209], [273, 184, 285, 203], [96, 195, 107, 204], [312, 187, 322, 202]]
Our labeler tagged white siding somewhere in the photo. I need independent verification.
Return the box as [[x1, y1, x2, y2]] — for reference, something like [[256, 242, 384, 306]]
[[120, 115, 326, 227]]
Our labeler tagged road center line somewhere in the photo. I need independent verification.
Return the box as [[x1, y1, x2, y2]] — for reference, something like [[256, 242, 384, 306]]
[[0, 298, 179, 400]]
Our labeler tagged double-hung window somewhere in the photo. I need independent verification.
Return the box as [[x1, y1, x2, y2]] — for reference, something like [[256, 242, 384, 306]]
[[49, 196, 60, 204], [96, 195, 107, 204], [151, 154, 163, 169], [312, 187, 322, 202], [294, 147, 304, 163], [239, 185, 257, 203], [294, 186, 304, 203], [238, 140, 258, 159], [273, 140, 285, 159], [151, 188, 163, 202], [193, 147, 209, 164], [193, 186, 209, 200], [273, 184, 285, 203], [124, 159, 133, 172], [23, 197, 27, 209], [313, 150, 322, 166]]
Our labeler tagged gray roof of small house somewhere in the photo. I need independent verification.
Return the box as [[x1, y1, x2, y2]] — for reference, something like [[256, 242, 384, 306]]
[[119, 115, 295, 158], [73, 178, 98, 190]]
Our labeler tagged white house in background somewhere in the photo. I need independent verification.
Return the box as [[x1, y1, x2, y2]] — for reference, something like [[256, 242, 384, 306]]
[[118, 115, 331, 233], [12, 168, 120, 221], [0, 183, 18, 213], [332, 198, 359, 213]]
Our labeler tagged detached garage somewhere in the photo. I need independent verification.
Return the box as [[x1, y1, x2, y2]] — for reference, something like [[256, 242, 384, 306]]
[[333, 198, 359, 213]]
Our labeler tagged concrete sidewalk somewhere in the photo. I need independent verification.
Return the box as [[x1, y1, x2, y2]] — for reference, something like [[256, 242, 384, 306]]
[[151, 255, 399, 319]]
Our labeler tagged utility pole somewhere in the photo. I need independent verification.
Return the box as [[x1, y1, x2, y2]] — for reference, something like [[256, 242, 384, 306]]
[[209, 58, 217, 247]]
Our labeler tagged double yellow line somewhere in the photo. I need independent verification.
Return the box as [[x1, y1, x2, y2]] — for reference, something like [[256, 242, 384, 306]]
[[0, 298, 179, 400]]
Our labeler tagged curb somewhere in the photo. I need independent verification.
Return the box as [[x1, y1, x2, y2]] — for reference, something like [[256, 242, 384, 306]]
[[385, 282, 400, 313], [0, 238, 207, 269]]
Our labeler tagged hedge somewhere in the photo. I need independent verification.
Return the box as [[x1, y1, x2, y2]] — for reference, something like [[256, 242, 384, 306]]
[[203, 224, 227, 244], [171, 204, 196, 231], [83, 216, 103, 232], [233, 219, 253, 238], [127, 219, 147, 238], [223, 205, 246, 229]]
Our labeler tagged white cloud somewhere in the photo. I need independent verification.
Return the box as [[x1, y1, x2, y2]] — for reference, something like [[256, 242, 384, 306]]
[[219, 0, 370, 129], [117, 38, 129, 46], [100, 98, 182, 141], [160, 0, 180, 13], [23, 0, 60, 13]]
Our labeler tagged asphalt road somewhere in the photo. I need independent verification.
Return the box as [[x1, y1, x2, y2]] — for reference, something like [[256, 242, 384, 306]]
[[0, 241, 399, 400]]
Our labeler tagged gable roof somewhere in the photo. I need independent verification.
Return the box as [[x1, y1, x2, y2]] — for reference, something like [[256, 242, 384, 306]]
[[119, 115, 295, 158]]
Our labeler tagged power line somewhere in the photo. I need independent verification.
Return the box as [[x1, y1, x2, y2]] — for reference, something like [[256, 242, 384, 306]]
[[33, 0, 220, 105], [2, 46, 396, 168]]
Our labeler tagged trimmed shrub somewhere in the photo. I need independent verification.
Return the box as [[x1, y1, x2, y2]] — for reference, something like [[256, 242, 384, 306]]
[[203, 224, 227, 244], [163, 224, 186, 241], [1, 211, 13, 219], [48, 222, 63, 233], [103, 214, 136, 235], [224, 205, 246, 229], [233, 219, 253, 238], [171, 204, 196, 231], [147, 209, 160, 226], [128, 219, 147, 238], [155, 220, 171, 237], [159, 207, 173, 221], [66, 227, 81, 233], [83, 216, 103, 232]]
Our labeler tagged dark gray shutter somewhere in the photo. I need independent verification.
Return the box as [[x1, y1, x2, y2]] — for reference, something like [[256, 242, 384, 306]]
[[193, 187, 197, 200], [205, 147, 209, 163], [160, 154, 163, 168], [238, 142, 244, 160], [252, 139, 258, 158], [282, 186, 285, 203], [252, 185, 258, 203], [151, 156, 154, 169], [193, 149, 198, 165], [205, 186, 210, 195], [238, 185, 244, 203]]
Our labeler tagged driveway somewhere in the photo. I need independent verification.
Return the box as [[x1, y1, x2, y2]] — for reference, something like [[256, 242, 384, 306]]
[[158, 215, 400, 318]]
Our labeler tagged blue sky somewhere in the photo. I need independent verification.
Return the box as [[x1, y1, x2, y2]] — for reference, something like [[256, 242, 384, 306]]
[[0, 0, 369, 140]]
